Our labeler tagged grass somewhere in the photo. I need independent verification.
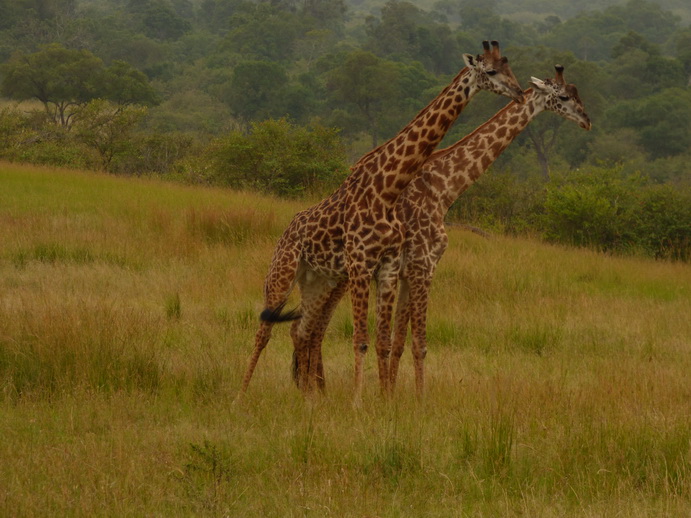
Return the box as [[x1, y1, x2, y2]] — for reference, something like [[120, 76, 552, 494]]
[[0, 161, 690, 516]]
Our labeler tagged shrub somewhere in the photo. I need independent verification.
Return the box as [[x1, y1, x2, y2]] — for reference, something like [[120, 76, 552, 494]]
[[543, 166, 645, 252], [203, 118, 348, 197], [543, 166, 691, 260], [636, 184, 691, 261], [447, 169, 547, 234]]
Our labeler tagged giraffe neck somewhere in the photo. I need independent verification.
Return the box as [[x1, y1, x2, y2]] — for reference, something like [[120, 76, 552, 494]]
[[349, 67, 481, 207], [420, 89, 543, 212]]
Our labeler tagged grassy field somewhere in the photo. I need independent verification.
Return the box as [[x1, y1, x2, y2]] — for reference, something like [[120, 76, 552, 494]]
[[1, 162, 690, 517]]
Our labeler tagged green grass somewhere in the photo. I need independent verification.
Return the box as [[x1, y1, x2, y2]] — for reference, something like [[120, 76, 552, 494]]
[[1, 161, 690, 516]]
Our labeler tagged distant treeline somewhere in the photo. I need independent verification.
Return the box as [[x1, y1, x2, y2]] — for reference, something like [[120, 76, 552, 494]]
[[0, 0, 689, 260]]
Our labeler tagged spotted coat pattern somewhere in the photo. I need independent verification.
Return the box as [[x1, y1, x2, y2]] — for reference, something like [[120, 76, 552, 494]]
[[387, 66, 591, 397], [239, 42, 525, 399], [291, 66, 592, 398]]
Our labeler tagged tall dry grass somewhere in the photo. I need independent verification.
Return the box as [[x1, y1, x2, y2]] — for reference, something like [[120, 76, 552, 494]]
[[0, 162, 689, 516]]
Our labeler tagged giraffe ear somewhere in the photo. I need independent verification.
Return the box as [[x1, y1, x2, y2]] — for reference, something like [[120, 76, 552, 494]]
[[463, 53, 477, 69], [530, 77, 548, 91]]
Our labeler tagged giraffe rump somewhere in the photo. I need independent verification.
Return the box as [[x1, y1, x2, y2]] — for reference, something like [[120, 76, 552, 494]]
[[260, 301, 301, 322]]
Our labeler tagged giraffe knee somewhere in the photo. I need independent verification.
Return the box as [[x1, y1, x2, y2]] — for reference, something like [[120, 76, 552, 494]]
[[413, 348, 427, 360], [357, 343, 368, 354]]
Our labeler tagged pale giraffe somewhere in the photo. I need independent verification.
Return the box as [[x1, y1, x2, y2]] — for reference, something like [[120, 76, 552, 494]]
[[294, 66, 591, 396], [239, 41, 524, 400], [387, 65, 591, 396]]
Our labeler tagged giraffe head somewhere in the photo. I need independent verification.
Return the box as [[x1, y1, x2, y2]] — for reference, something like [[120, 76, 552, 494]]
[[462, 40, 525, 103], [530, 65, 592, 130]]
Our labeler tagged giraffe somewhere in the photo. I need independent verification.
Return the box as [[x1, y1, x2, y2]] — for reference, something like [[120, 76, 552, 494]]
[[292, 65, 591, 394], [239, 41, 524, 400], [386, 65, 591, 397]]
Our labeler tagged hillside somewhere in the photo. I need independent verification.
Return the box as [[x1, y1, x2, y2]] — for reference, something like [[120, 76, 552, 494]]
[[1, 162, 690, 516]]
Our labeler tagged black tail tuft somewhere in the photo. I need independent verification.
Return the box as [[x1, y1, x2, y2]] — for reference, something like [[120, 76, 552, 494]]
[[260, 301, 301, 323]]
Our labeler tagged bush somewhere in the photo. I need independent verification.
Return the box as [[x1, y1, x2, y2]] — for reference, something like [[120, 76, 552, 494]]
[[203, 118, 348, 197], [447, 169, 547, 234], [543, 166, 645, 252], [636, 184, 691, 261], [543, 166, 691, 260]]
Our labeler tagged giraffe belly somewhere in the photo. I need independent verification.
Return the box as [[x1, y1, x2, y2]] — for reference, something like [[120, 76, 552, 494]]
[[302, 240, 347, 280]]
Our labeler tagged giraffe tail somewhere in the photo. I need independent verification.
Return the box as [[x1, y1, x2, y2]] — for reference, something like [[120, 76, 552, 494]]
[[260, 301, 301, 322]]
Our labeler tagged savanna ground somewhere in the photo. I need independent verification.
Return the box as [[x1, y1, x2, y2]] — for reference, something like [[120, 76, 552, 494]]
[[0, 162, 689, 517]]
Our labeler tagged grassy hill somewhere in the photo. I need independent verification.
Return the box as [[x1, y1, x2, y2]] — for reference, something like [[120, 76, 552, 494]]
[[1, 162, 689, 516]]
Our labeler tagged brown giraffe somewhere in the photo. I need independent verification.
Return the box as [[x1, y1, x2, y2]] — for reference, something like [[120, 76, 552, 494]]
[[387, 65, 591, 396], [239, 41, 524, 400], [292, 65, 591, 395]]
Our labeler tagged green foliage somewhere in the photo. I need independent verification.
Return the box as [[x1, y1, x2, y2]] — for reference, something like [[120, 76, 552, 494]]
[[324, 50, 437, 146], [544, 167, 645, 251], [543, 166, 691, 260], [220, 2, 302, 62], [221, 60, 289, 122], [73, 100, 148, 171], [606, 88, 691, 159], [365, 1, 460, 74], [543, 0, 682, 60], [636, 184, 691, 261], [1, 43, 104, 126], [204, 118, 348, 196], [449, 169, 546, 234], [0, 0, 689, 262], [0, 43, 157, 126]]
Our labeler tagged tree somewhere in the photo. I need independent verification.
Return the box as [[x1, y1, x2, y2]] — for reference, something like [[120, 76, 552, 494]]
[[220, 3, 301, 62], [676, 29, 691, 75], [126, 0, 191, 41], [0, 43, 157, 127], [222, 60, 289, 122], [1, 43, 102, 126], [101, 60, 159, 107], [365, 0, 459, 74], [606, 87, 691, 159], [301, 0, 347, 34], [543, 166, 646, 252], [607, 32, 686, 99], [73, 100, 147, 171], [326, 50, 399, 147]]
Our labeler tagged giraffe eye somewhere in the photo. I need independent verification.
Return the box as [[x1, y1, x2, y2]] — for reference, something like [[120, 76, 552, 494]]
[[558, 95, 569, 101], [486, 70, 497, 76]]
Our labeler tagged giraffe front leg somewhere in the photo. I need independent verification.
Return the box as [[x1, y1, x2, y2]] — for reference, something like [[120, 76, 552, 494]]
[[389, 278, 411, 393], [374, 260, 401, 395], [409, 277, 433, 399]]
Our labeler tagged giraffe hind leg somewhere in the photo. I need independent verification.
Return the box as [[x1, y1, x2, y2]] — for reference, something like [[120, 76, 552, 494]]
[[239, 237, 303, 395], [290, 275, 345, 394], [239, 320, 275, 393], [389, 278, 411, 392]]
